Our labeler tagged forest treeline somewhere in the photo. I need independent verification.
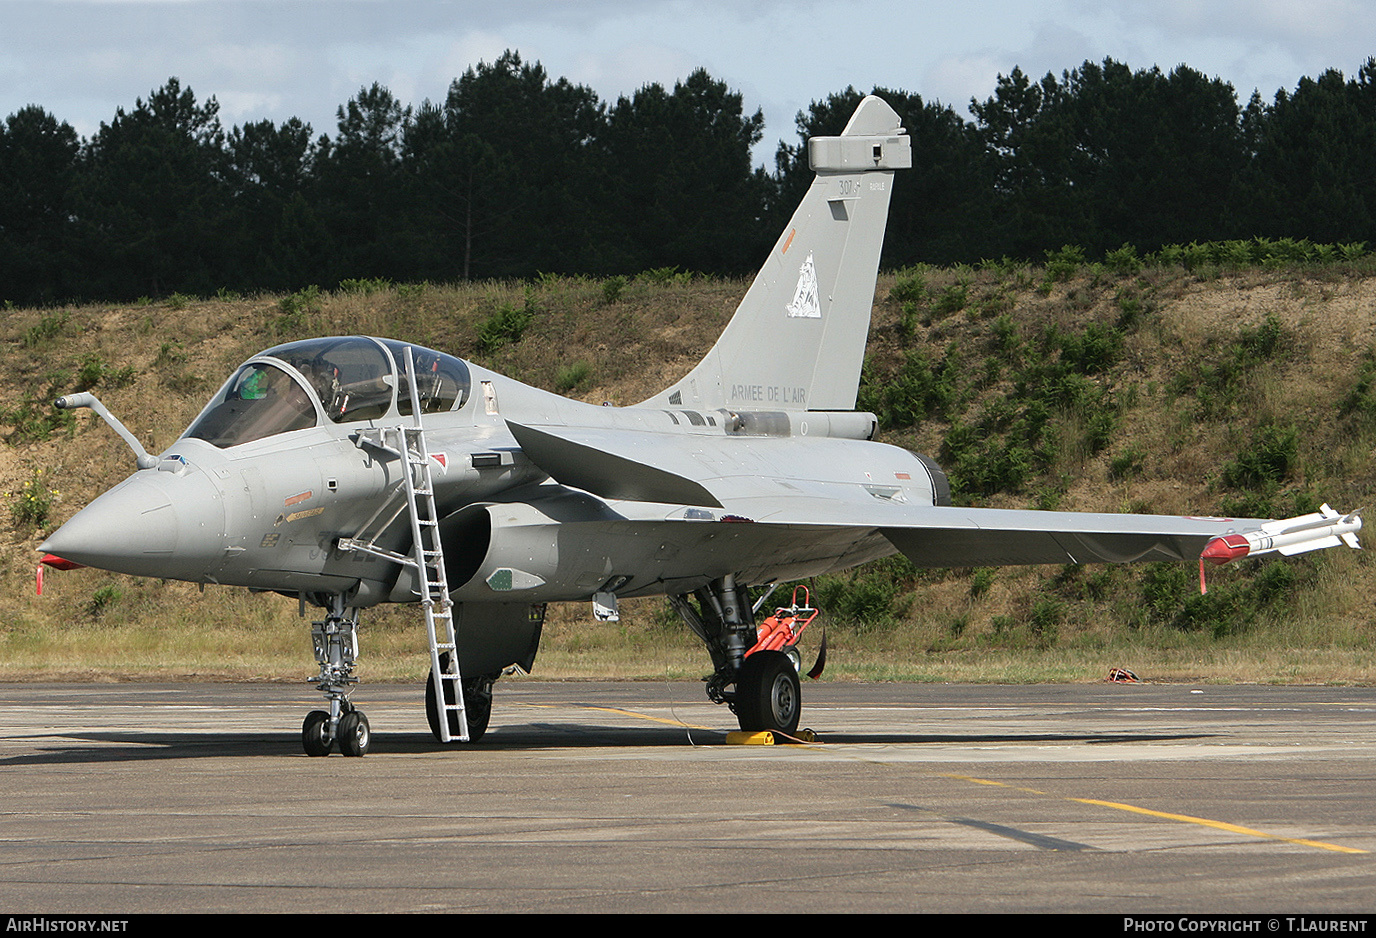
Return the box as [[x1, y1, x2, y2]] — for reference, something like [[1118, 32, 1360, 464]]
[[3, 51, 1375, 305]]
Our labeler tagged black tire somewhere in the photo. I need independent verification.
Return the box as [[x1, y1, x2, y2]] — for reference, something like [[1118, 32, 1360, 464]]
[[337, 710, 370, 757], [461, 677, 493, 742], [735, 650, 802, 735], [302, 710, 332, 757], [425, 655, 493, 743]]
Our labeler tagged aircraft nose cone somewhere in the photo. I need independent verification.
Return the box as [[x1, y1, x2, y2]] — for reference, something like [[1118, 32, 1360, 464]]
[[41, 468, 224, 579]]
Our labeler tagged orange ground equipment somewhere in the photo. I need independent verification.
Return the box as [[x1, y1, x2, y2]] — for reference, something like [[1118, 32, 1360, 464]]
[[744, 585, 823, 677]]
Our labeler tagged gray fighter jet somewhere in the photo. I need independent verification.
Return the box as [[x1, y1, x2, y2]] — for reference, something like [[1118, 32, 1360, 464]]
[[40, 96, 1362, 755]]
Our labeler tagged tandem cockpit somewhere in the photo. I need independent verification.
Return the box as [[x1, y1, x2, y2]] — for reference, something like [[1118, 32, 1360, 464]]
[[182, 337, 474, 449]]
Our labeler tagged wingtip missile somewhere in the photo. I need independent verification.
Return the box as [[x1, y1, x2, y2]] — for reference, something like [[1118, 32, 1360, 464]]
[[1201, 505, 1362, 567], [1198, 505, 1362, 593]]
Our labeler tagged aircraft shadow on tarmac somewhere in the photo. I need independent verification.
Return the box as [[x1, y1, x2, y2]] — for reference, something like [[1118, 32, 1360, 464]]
[[0, 726, 1217, 764]]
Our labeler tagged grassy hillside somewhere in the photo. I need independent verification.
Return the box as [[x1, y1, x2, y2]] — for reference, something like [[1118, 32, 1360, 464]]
[[3, 261, 1375, 684]]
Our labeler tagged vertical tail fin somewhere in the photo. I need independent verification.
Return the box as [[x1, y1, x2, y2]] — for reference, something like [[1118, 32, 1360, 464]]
[[643, 95, 911, 412]]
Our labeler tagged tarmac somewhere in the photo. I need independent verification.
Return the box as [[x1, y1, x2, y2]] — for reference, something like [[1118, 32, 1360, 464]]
[[0, 680, 1373, 914]]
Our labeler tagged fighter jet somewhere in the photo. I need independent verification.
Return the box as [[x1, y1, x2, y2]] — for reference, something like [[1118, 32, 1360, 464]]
[[39, 96, 1362, 756]]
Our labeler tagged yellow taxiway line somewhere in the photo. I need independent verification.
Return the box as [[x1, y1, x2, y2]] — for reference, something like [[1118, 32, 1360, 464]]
[[547, 700, 1369, 856], [939, 772, 1368, 855]]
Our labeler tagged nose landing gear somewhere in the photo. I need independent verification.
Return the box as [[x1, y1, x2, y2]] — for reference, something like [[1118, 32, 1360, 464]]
[[302, 595, 371, 756], [301, 705, 371, 757]]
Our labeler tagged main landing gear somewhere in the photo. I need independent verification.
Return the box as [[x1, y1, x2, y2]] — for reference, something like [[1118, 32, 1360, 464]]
[[302, 594, 371, 756], [425, 652, 497, 743], [670, 574, 809, 736], [734, 649, 801, 735]]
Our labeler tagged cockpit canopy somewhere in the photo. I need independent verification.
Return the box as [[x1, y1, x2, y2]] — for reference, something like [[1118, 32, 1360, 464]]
[[183, 337, 472, 448]]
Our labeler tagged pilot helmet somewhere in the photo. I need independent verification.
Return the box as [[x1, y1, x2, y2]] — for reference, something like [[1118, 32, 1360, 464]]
[[240, 369, 268, 400]]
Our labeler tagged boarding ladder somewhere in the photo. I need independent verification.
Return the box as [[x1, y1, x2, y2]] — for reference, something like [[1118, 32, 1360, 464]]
[[338, 347, 469, 741]]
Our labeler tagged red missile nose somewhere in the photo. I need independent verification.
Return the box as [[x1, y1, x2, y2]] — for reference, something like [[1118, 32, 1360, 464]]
[[36, 553, 84, 596], [1201, 534, 1250, 565]]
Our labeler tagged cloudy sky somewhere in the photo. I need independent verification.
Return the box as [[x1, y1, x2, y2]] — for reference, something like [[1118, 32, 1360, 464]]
[[2, 0, 1373, 163]]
